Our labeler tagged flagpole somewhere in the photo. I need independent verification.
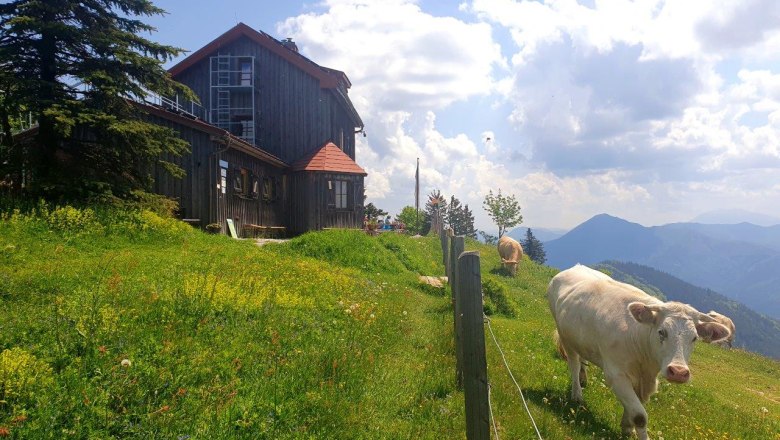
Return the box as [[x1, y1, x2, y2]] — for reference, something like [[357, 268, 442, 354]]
[[415, 157, 420, 226]]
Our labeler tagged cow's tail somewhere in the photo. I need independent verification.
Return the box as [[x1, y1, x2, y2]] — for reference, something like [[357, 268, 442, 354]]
[[553, 329, 567, 360]]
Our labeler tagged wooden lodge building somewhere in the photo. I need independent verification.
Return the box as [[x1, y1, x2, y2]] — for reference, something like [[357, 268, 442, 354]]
[[150, 22, 367, 237], [12, 23, 367, 237]]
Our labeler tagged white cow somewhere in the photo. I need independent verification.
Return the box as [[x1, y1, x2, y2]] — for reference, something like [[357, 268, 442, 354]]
[[497, 235, 523, 277], [547, 264, 730, 440], [707, 311, 736, 348]]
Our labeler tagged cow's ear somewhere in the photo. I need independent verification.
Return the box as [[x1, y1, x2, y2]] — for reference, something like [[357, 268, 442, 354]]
[[628, 302, 658, 325], [696, 322, 730, 343]]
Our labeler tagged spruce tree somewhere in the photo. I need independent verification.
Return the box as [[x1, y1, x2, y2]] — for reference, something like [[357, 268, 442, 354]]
[[522, 228, 547, 265], [0, 0, 193, 199], [461, 204, 477, 238]]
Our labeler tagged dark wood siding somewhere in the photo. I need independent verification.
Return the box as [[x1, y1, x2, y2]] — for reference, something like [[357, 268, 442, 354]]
[[174, 36, 360, 165], [289, 171, 364, 235], [147, 113, 287, 236]]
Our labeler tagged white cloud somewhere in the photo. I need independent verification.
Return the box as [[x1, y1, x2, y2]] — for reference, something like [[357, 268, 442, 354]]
[[277, 0, 780, 231]]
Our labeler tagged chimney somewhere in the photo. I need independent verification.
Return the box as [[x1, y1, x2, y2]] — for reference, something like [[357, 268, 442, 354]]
[[281, 38, 298, 52]]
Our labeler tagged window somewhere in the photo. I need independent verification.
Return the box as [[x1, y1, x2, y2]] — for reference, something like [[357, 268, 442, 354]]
[[334, 180, 349, 209], [240, 60, 252, 86], [251, 176, 260, 199], [262, 176, 275, 201], [233, 168, 249, 196]]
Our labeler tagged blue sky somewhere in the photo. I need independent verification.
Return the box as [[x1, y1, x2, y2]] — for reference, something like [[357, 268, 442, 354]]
[[144, 0, 780, 232]]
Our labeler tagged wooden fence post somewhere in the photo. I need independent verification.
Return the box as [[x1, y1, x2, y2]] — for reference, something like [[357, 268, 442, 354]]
[[457, 251, 489, 440], [450, 235, 465, 389], [441, 227, 450, 277]]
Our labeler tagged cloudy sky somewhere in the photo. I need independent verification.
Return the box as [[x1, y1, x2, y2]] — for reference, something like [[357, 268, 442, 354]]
[[149, 0, 780, 232]]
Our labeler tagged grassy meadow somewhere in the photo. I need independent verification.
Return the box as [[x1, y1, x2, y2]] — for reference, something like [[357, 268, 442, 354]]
[[0, 204, 778, 439]]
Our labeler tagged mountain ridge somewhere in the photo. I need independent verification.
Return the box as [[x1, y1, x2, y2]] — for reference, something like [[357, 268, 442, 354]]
[[546, 213, 780, 319]]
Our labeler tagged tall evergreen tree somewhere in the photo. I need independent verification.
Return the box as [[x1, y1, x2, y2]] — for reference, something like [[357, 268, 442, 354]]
[[0, 0, 193, 199], [522, 228, 547, 265], [447, 195, 463, 233], [461, 204, 477, 238], [447, 195, 477, 238]]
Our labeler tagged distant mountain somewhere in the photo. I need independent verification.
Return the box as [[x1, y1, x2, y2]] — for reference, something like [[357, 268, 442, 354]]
[[507, 227, 568, 243], [691, 209, 780, 227], [597, 261, 780, 359], [545, 213, 780, 319]]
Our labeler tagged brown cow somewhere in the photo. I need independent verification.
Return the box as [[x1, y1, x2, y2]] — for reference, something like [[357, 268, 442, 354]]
[[497, 235, 523, 276]]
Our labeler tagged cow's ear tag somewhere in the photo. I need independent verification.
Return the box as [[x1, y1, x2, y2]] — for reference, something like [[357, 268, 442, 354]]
[[628, 302, 657, 325]]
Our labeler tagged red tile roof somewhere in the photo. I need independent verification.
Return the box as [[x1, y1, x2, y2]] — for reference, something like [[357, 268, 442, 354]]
[[291, 142, 367, 175], [168, 22, 348, 89]]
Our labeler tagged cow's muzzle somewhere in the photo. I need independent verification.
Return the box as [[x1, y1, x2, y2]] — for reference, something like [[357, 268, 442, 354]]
[[666, 364, 690, 383]]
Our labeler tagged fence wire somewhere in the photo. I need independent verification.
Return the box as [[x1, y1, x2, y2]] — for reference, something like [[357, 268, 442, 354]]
[[487, 382, 501, 440], [484, 314, 544, 440]]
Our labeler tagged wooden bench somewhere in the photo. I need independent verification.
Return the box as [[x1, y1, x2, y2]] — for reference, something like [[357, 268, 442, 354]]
[[181, 218, 201, 227], [244, 224, 287, 238]]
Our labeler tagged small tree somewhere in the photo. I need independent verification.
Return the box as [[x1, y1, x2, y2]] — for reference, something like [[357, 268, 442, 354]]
[[522, 228, 547, 265], [364, 202, 388, 221], [396, 206, 423, 234], [482, 189, 523, 238], [478, 230, 498, 245]]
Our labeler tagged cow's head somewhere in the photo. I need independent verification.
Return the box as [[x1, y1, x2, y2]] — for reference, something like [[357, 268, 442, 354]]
[[501, 258, 518, 276], [628, 301, 731, 384]]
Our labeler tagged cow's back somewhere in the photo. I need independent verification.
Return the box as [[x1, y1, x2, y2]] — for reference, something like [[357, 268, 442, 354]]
[[497, 236, 522, 261]]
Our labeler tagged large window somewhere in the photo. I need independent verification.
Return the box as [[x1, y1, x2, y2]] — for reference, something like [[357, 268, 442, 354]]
[[334, 180, 348, 209], [240, 60, 252, 86]]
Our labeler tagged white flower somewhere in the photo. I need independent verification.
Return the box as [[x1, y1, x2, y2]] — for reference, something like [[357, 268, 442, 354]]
[[121, 359, 132, 367], [370, 314, 375, 319], [760, 407, 769, 414], [402, 311, 407, 316], [344, 308, 351, 314]]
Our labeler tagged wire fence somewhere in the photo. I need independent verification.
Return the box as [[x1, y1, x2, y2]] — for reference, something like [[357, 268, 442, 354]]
[[439, 224, 543, 439], [485, 314, 543, 440]]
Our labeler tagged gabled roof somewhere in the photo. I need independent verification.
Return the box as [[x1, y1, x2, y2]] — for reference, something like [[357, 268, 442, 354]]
[[168, 22, 346, 90], [291, 142, 367, 175]]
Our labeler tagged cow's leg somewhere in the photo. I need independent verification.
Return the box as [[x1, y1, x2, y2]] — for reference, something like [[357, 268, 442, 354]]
[[605, 372, 649, 440], [565, 350, 584, 402], [579, 362, 588, 388]]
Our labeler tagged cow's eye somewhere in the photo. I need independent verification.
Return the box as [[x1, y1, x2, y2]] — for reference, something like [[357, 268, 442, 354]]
[[692, 336, 698, 342], [658, 329, 667, 341]]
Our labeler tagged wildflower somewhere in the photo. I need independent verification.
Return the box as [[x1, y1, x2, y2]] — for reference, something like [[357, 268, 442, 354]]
[[370, 314, 375, 319], [402, 311, 407, 316], [760, 407, 769, 414], [0, 427, 9, 437], [98, 345, 107, 354], [121, 359, 132, 367], [344, 309, 352, 314]]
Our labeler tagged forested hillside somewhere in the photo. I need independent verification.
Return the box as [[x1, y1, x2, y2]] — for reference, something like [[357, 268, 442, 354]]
[[599, 261, 780, 359]]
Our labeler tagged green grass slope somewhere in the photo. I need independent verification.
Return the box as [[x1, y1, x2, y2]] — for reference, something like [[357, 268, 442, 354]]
[[0, 206, 777, 439]]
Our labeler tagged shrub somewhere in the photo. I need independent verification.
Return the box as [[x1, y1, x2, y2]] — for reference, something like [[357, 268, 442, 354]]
[[0, 348, 54, 408], [482, 277, 518, 318], [46, 205, 103, 237]]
